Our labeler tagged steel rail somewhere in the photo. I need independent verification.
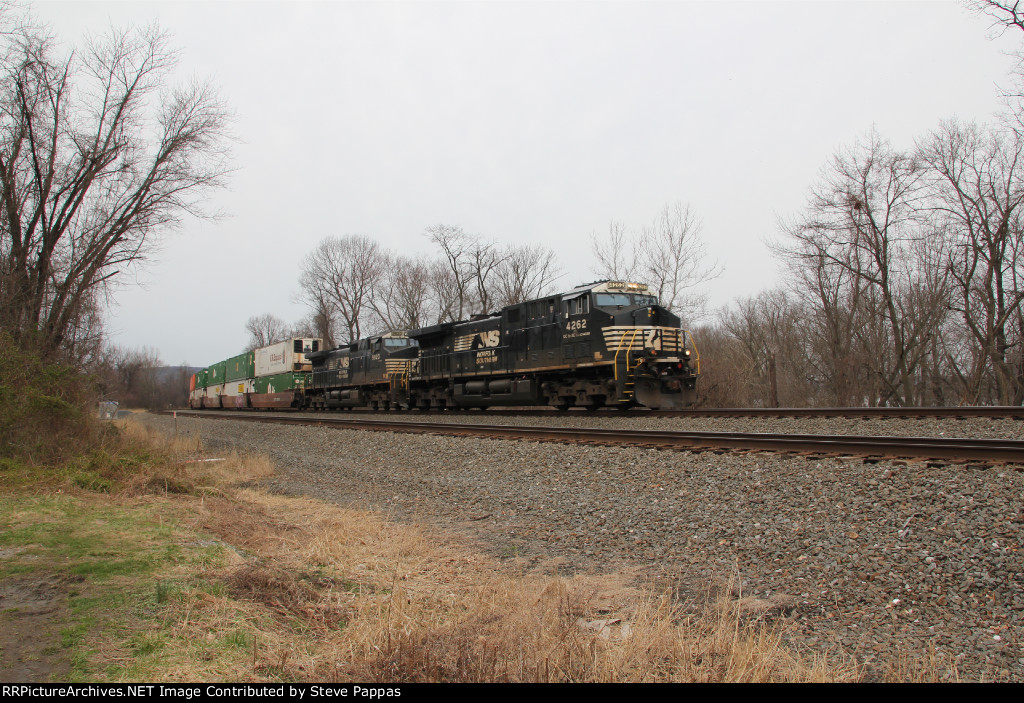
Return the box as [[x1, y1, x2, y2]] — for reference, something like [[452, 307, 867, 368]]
[[302, 406, 1024, 419], [653, 406, 1024, 419], [167, 411, 1024, 464]]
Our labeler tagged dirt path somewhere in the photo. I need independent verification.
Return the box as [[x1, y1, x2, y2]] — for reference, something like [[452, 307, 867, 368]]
[[0, 559, 72, 683]]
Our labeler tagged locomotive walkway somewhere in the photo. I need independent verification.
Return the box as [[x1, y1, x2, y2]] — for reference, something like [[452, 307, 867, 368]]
[[170, 410, 1024, 465]]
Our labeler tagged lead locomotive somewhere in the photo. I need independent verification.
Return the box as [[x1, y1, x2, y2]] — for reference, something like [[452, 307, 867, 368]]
[[306, 280, 699, 411]]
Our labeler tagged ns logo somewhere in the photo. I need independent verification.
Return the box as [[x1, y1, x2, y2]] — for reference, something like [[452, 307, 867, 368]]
[[471, 330, 500, 349]]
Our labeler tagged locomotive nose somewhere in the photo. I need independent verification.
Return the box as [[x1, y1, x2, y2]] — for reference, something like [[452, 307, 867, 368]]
[[629, 306, 664, 326], [615, 307, 655, 326]]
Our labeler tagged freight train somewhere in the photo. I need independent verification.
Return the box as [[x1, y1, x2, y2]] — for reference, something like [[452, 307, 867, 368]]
[[188, 280, 700, 411], [188, 337, 322, 409]]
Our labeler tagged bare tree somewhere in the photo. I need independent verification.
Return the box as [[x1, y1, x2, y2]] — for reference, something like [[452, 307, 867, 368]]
[[590, 203, 720, 321], [244, 313, 290, 350], [492, 243, 561, 307], [0, 19, 232, 362], [639, 203, 721, 321], [971, 1, 1024, 34], [590, 221, 637, 281], [920, 120, 1024, 404], [298, 234, 386, 344], [427, 257, 461, 324], [369, 254, 433, 332], [425, 224, 476, 320], [424, 224, 518, 317], [969, 2, 1024, 133], [774, 227, 869, 405], [722, 290, 812, 408], [688, 321, 753, 408], [467, 238, 506, 314], [778, 131, 947, 406], [292, 284, 337, 348]]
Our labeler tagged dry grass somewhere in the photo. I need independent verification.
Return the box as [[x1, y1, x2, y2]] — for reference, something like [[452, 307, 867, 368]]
[[117, 417, 273, 495], [84, 418, 864, 682], [152, 498, 855, 679]]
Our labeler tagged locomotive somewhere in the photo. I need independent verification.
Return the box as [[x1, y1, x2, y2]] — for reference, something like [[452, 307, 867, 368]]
[[188, 280, 699, 411], [306, 280, 699, 411]]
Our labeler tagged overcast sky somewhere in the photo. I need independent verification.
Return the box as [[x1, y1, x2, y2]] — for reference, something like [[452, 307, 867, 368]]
[[36, 0, 1023, 365]]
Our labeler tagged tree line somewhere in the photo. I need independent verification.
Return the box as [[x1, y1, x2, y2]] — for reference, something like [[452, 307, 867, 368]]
[[696, 2, 1024, 408], [245, 202, 715, 352], [247, 228, 563, 351], [698, 124, 1024, 406], [682, 1, 1024, 408]]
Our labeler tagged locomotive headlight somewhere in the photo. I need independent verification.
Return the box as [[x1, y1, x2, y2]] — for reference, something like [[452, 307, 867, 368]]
[[684, 349, 691, 356]]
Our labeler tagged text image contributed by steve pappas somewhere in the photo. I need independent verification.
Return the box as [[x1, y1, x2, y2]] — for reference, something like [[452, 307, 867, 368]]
[[0, 685, 404, 699]]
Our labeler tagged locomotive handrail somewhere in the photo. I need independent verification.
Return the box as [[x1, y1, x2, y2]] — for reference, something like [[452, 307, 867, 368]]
[[613, 328, 640, 381], [386, 364, 411, 391], [613, 327, 642, 403]]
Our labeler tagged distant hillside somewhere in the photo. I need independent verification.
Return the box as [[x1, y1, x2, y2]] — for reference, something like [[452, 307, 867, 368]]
[[151, 366, 202, 383]]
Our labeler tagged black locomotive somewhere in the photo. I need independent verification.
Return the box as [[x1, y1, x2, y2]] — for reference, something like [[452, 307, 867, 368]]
[[306, 280, 699, 411]]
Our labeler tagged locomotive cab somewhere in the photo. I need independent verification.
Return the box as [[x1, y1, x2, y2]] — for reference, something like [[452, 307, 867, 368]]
[[571, 281, 698, 409]]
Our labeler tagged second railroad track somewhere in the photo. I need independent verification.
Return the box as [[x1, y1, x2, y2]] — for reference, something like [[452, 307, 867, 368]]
[[170, 411, 1024, 465]]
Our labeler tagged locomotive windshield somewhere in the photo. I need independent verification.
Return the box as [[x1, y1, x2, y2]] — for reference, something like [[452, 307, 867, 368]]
[[383, 338, 414, 348], [594, 293, 658, 307]]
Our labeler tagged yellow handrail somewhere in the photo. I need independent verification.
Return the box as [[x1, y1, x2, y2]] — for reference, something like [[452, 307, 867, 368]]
[[613, 328, 641, 382], [386, 362, 411, 391]]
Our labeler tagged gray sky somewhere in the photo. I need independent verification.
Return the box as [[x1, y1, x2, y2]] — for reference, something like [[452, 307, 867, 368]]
[[37, 0, 1022, 365]]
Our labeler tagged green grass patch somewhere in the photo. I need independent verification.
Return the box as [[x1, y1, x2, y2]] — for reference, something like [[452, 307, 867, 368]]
[[0, 486, 241, 682]]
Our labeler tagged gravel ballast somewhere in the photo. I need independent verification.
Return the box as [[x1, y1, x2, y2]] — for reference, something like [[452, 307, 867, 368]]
[[141, 412, 1024, 681]]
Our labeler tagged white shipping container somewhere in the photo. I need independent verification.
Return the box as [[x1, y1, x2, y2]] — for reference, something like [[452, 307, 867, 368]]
[[254, 338, 320, 377], [255, 341, 292, 377]]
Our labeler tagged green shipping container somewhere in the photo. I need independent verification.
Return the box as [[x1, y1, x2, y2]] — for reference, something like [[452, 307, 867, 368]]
[[207, 361, 227, 386], [225, 352, 255, 382], [196, 368, 209, 389], [253, 372, 308, 394]]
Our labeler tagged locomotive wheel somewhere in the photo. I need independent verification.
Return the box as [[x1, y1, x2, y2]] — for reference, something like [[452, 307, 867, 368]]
[[555, 403, 570, 411]]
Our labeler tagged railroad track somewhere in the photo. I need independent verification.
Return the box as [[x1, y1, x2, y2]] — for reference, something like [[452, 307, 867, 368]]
[[327, 405, 1024, 419], [652, 405, 1024, 419], [167, 410, 1024, 465]]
